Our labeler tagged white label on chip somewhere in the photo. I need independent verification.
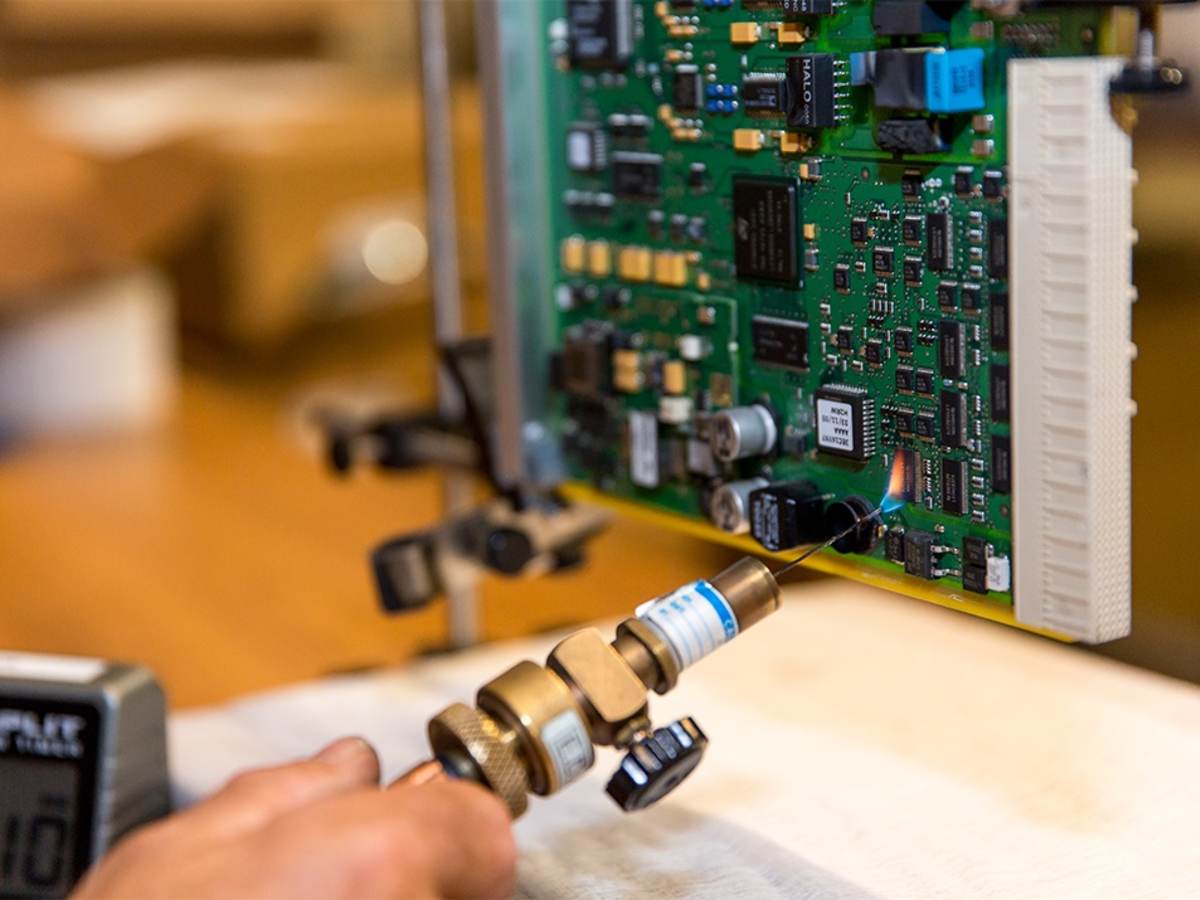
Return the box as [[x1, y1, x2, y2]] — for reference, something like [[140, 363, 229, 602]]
[[541, 709, 594, 787], [636, 579, 738, 671], [629, 411, 659, 488], [566, 131, 592, 171], [817, 399, 855, 452], [0, 651, 105, 684]]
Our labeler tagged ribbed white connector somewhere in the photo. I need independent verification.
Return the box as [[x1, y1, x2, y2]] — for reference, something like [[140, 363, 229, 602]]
[[1009, 58, 1134, 642]]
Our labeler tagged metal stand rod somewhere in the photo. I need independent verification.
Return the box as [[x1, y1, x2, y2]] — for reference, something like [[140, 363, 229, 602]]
[[418, 0, 477, 648]]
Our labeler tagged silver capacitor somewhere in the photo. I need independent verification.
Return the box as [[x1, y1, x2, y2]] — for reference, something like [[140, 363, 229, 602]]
[[709, 477, 769, 534], [709, 405, 778, 462]]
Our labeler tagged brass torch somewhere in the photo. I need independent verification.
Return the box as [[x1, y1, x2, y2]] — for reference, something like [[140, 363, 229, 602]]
[[401, 557, 781, 817]]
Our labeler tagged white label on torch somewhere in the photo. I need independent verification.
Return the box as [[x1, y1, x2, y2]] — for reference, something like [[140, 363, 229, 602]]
[[636, 579, 739, 671]]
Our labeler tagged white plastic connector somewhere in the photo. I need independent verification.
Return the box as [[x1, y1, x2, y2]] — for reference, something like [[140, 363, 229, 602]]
[[1009, 58, 1133, 642]]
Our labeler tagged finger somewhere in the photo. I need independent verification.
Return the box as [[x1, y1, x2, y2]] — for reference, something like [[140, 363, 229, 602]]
[[391, 759, 450, 789], [265, 779, 517, 899], [180, 737, 381, 838]]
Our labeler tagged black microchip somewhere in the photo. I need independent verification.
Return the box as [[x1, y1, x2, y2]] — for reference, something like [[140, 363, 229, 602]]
[[894, 327, 914, 354], [963, 536, 988, 568], [903, 257, 923, 284], [901, 171, 923, 199], [894, 408, 914, 434], [748, 481, 827, 551], [673, 65, 703, 112], [741, 77, 786, 114], [914, 368, 935, 396], [896, 365, 914, 392], [991, 433, 1011, 493], [814, 383, 875, 461], [903, 216, 922, 245], [982, 170, 1003, 199], [954, 168, 974, 196], [885, 528, 906, 563], [962, 564, 989, 594], [938, 319, 965, 379], [926, 212, 951, 272], [962, 284, 983, 312], [783, 0, 834, 13], [751, 316, 809, 370], [568, 0, 633, 70], [850, 218, 869, 244], [940, 389, 966, 448], [873, 247, 894, 276], [989, 291, 1009, 350], [732, 176, 800, 285], [915, 410, 936, 440], [990, 364, 1010, 422], [688, 162, 707, 189], [865, 339, 884, 365], [937, 282, 957, 309], [611, 152, 662, 199], [833, 264, 851, 292], [561, 322, 613, 398], [904, 531, 934, 578], [835, 326, 854, 352], [988, 219, 1009, 279], [941, 458, 968, 515], [785, 54, 837, 130]]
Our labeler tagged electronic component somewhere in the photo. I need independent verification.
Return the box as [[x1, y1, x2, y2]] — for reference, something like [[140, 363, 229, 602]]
[[611, 152, 663, 199], [914, 369, 935, 396], [710, 405, 778, 462], [732, 176, 800, 285], [741, 77, 785, 114], [873, 247, 894, 276], [629, 410, 660, 488], [962, 535, 988, 567], [709, 477, 770, 534], [885, 527, 906, 563], [962, 564, 988, 594], [824, 495, 879, 554], [673, 65, 703, 112], [872, 0, 959, 36], [991, 434, 1011, 494], [962, 284, 983, 312], [941, 458, 967, 515], [567, 0, 633, 70], [940, 389, 966, 448], [785, 54, 837, 130], [895, 365, 914, 392], [903, 531, 935, 578], [751, 316, 809, 370], [915, 410, 936, 441], [990, 364, 1010, 422], [561, 322, 612, 398], [749, 481, 828, 552], [566, 124, 607, 172], [814, 384, 875, 461], [894, 327, 914, 354], [938, 319, 965, 378], [926, 212, 952, 271], [988, 219, 1008, 279], [850, 48, 984, 113], [989, 291, 1009, 350]]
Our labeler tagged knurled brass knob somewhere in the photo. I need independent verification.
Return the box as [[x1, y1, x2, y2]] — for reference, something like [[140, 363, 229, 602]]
[[427, 703, 530, 818]]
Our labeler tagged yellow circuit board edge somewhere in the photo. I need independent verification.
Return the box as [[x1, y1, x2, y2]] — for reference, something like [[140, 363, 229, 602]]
[[561, 481, 1074, 644]]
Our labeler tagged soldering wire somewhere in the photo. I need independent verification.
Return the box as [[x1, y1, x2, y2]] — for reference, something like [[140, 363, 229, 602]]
[[770, 505, 883, 580]]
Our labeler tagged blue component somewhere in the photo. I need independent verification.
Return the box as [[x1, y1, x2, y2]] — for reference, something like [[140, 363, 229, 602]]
[[706, 84, 720, 98], [706, 100, 721, 113], [925, 49, 985, 114]]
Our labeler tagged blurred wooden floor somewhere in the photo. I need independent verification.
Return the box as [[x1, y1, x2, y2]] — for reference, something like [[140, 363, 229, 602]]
[[0, 307, 743, 708]]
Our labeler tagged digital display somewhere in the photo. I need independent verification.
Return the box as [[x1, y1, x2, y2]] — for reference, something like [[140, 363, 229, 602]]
[[0, 759, 80, 899]]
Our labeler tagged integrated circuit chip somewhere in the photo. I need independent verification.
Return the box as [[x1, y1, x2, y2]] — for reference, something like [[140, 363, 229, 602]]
[[990, 291, 1009, 350], [939, 319, 965, 378], [991, 434, 1011, 493], [611, 152, 662, 199], [567, 0, 633, 70], [751, 316, 809, 370], [940, 389, 966, 448], [741, 77, 786, 114], [732, 176, 800, 285], [941, 458, 967, 515], [926, 212, 952, 271], [673, 65, 702, 112], [991, 364, 1010, 422], [814, 384, 875, 461]]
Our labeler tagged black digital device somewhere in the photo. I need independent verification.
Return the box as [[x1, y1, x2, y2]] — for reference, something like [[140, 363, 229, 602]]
[[0, 654, 169, 899]]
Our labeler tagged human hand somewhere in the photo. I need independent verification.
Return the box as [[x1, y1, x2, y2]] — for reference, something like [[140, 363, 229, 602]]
[[71, 737, 516, 899]]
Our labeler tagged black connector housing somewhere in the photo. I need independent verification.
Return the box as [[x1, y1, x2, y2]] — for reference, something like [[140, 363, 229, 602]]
[[749, 481, 828, 552]]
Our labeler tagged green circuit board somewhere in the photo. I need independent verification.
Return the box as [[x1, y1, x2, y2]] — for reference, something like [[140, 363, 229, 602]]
[[539, 0, 1112, 606]]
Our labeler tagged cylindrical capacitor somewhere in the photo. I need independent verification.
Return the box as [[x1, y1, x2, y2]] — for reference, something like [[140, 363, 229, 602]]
[[709, 405, 777, 462], [709, 477, 769, 534]]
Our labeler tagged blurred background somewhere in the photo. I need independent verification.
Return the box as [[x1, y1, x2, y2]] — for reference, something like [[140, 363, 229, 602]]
[[0, 1, 1196, 708]]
